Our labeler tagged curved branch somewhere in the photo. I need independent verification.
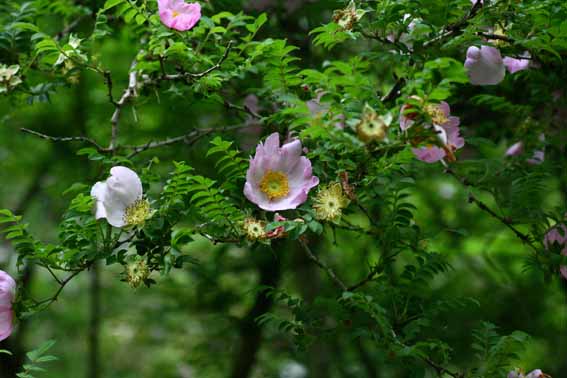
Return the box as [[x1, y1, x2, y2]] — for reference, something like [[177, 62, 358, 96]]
[[20, 128, 108, 152]]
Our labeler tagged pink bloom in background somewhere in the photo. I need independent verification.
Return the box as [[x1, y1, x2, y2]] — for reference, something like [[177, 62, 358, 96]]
[[508, 369, 548, 378], [526, 149, 544, 165], [0, 270, 16, 341], [158, 0, 201, 31], [386, 14, 418, 49], [306, 90, 345, 129], [244, 133, 319, 211], [544, 224, 567, 279], [464, 45, 506, 85], [505, 141, 524, 157], [503, 54, 531, 74], [412, 121, 465, 163], [505, 134, 545, 165], [399, 103, 416, 131], [400, 101, 464, 163]]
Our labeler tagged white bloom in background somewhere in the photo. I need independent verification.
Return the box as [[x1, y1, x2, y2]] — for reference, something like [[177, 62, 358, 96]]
[[90, 166, 150, 228], [280, 361, 307, 378]]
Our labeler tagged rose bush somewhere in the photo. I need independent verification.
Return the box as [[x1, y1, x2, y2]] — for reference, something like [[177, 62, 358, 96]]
[[0, 0, 566, 377]]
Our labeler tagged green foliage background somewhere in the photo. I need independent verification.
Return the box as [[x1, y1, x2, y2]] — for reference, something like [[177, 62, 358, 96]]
[[0, 0, 566, 377]]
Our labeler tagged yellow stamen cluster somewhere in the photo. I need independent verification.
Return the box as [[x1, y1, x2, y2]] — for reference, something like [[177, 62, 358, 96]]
[[332, 1, 364, 31], [126, 259, 150, 288], [313, 183, 350, 222], [243, 218, 267, 241], [123, 199, 151, 226], [425, 104, 448, 125], [172, 10, 180, 18], [356, 104, 388, 143], [259, 170, 290, 201]]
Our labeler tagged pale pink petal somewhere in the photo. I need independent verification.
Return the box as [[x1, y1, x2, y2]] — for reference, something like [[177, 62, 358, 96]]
[[527, 150, 544, 165], [412, 146, 446, 163], [0, 271, 15, 310], [445, 116, 460, 128], [0, 309, 13, 341], [445, 124, 464, 149], [158, 0, 201, 31], [505, 141, 524, 157], [438, 102, 450, 118], [525, 369, 544, 378], [544, 225, 567, 278], [399, 104, 415, 131], [464, 45, 505, 85], [503, 55, 530, 74]]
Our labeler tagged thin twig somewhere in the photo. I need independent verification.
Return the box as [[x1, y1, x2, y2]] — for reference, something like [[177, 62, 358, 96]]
[[224, 100, 262, 119], [110, 60, 138, 150], [45, 266, 63, 285], [54, 14, 89, 41], [159, 41, 234, 82], [348, 265, 382, 292], [380, 77, 406, 103], [124, 123, 252, 158], [477, 32, 515, 43], [35, 269, 83, 308], [299, 238, 348, 291], [423, 356, 461, 378], [20, 128, 109, 152], [103, 70, 117, 106], [423, 0, 484, 48], [445, 167, 539, 253]]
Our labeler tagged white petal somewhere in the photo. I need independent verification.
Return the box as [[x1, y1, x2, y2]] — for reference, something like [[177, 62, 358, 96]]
[[105, 201, 127, 228], [433, 124, 448, 145], [106, 166, 143, 206], [90, 181, 108, 220]]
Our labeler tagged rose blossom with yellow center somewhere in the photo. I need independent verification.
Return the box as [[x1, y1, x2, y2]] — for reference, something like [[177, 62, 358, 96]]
[[244, 133, 319, 211]]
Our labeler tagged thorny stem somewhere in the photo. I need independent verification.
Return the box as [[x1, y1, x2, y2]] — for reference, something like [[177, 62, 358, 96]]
[[124, 123, 254, 158], [110, 59, 139, 150], [20, 128, 109, 152]]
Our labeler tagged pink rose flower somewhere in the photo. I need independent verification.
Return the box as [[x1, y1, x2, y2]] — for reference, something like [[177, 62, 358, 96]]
[[158, 0, 201, 31], [505, 134, 545, 165], [0, 270, 16, 341], [244, 133, 319, 211], [401, 101, 464, 163], [544, 224, 567, 279], [306, 90, 345, 129], [464, 45, 506, 85]]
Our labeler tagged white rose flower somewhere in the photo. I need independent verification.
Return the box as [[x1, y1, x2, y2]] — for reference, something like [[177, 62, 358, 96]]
[[90, 166, 150, 228]]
